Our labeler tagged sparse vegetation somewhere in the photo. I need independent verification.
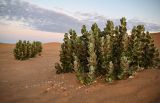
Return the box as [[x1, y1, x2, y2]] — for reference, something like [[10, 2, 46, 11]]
[[14, 40, 42, 60], [55, 17, 160, 85]]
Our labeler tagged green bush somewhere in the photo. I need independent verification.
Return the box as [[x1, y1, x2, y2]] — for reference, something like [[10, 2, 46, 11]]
[[55, 17, 160, 85], [14, 40, 42, 60], [55, 62, 62, 74]]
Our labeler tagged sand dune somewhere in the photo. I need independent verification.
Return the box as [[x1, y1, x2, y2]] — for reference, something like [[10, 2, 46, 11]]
[[151, 32, 160, 50], [0, 41, 160, 103]]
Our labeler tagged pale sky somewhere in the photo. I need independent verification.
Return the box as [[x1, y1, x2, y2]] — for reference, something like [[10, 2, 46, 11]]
[[0, 25, 64, 43], [27, 0, 160, 24], [1, 0, 160, 43]]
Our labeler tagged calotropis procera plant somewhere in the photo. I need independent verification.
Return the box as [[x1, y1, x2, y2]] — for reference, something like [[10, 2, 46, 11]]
[[87, 31, 97, 83], [14, 40, 42, 60], [59, 33, 73, 73], [55, 17, 160, 85]]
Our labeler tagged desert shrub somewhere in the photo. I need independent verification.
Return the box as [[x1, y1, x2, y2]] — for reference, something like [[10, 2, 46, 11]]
[[55, 17, 160, 85], [59, 33, 73, 73], [13, 40, 42, 60], [55, 62, 62, 74]]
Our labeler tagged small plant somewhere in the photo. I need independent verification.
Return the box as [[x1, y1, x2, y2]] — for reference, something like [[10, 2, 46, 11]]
[[13, 40, 42, 60], [55, 62, 62, 74]]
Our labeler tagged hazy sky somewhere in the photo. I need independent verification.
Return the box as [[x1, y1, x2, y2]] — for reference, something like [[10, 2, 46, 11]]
[[1, 0, 160, 43], [0, 25, 64, 43], [27, 0, 160, 24]]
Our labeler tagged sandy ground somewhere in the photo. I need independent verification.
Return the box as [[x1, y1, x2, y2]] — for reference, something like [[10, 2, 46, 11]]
[[151, 32, 160, 50], [0, 42, 160, 103]]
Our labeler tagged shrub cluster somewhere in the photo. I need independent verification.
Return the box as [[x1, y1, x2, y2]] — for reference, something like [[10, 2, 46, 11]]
[[14, 40, 42, 60], [55, 17, 160, 85]]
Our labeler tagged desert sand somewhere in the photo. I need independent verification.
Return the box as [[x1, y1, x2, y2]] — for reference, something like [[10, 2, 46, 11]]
[[0, 33, 160, 103]]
